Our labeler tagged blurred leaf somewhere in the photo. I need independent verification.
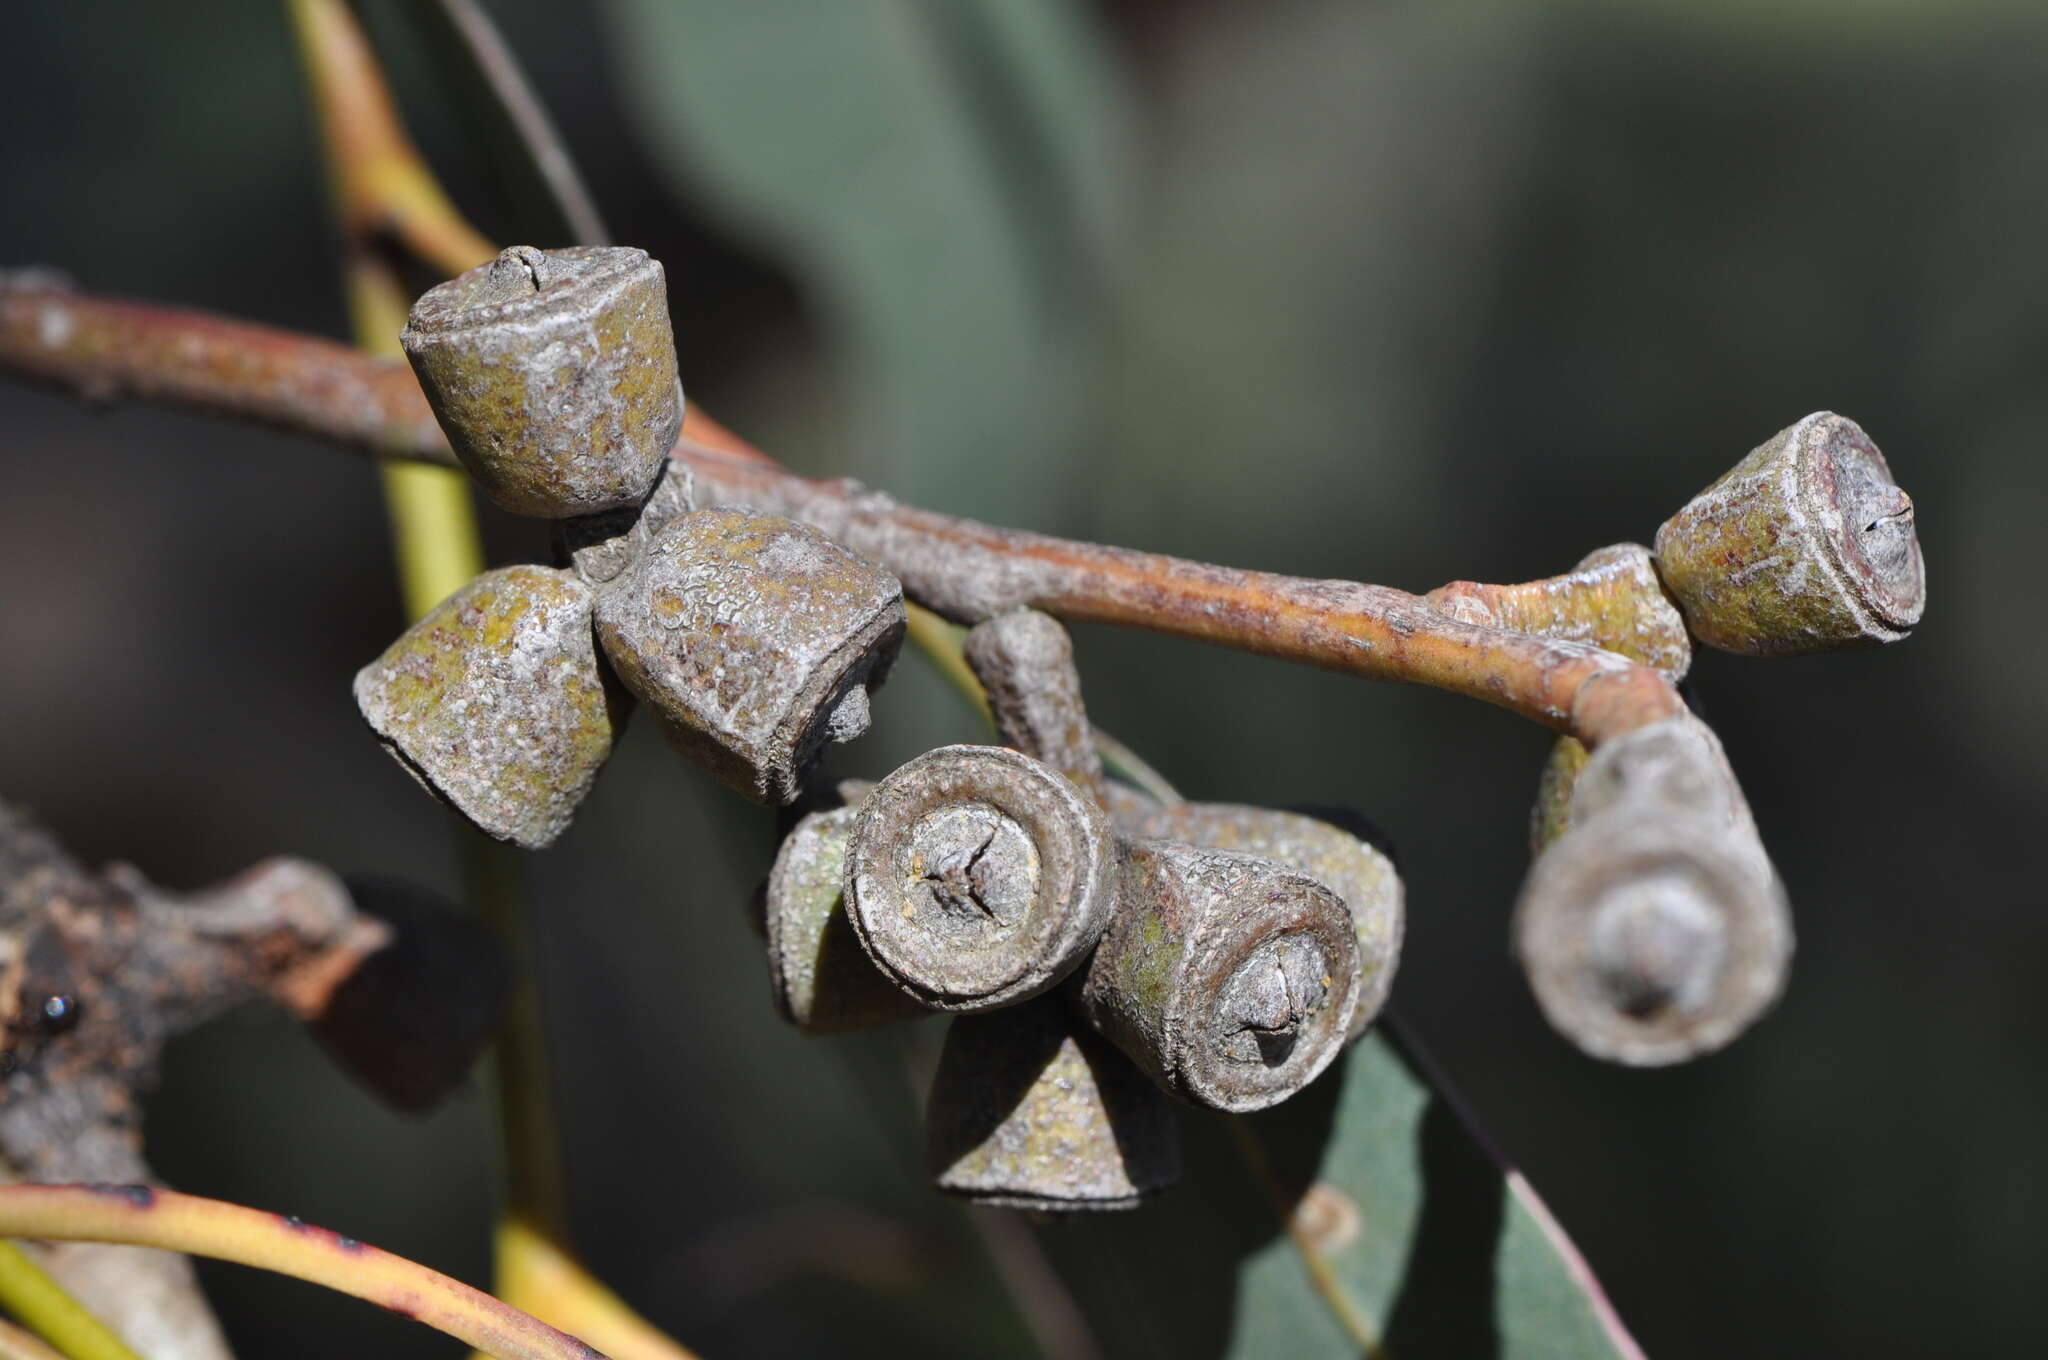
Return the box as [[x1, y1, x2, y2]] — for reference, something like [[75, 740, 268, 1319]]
[[603, 0, 1131, 518], [1038, 1027, 1639, 1358]]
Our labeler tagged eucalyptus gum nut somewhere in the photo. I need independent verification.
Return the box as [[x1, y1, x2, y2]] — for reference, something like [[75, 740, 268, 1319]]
[[553, 455, 696, 586], [926, 993, 1181, 1212], [1654, 412, 1925, 655], [402, 245, 682, 518], [1514, 807, 1791, 1066], [765, 804, 931, 1035], [1530, 736, 1591, 853], [592, 507, 907, 805], [353, 564, 623, 850], [1109, 801, 1402, 1043], [1517, 715, 1790, 1064], [1078, 841, 1361, 1113], [845, 745, 1117, 1012]]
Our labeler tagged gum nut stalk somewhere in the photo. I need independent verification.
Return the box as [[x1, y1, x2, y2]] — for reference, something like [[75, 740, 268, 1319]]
[[766, 803, 931, 1034], [926, 993, 1181, 1212], [1654, 412, 1925, 654], [591, 507, 906, 805], [401, 245, 682, 518], [553, 455, 696, 587], [353, 564, 624, 849], [1109, 800, 1402, 1042], [845, 745, 1118, 1012], [1078, 840, 1362, 1113], [962, 609, 1102, 784]]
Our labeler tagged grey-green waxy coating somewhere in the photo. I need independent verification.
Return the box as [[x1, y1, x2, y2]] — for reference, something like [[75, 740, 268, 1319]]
[[765, 802, 932, 1034], [845, 745, 1117, 1012], [352, 564, 623, 850], [592, 507, 906, 805], [1515, 715, 1791, 1066], [1078, 840, 1360, 1113], [1654, 412, 1925, 655], [402, 245, 682, 518], [1106, 799, 1402, 1042], [926, 993, 1181, 1211]]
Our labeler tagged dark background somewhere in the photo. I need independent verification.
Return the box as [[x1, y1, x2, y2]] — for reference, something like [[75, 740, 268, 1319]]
[[3, 2, 2044, 1356]]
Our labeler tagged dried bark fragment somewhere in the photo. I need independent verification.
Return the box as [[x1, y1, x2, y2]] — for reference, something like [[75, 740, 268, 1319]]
[[402, 245, 682, 517], [926, 993, 1180, 1212], [354, 564, 622, 849], [764, 802, 931, 1035], [845, 746, 1116, 1012], [1108, 801, 1403, 1042], [593, 508, 906, 805], [1654, 412, 1925, 654], [1515, 716, 1791, 1065], [1078, 841, 1360, 1113], [0, 805, 444, 1359]]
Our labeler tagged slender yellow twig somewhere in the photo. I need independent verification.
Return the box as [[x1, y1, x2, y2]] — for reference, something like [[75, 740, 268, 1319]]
[[287, 17, 699, 1360], [286, 0, 568, 1244], [479, 1217, 696, 1360], [0, 1241, 140, 1360], [0, 1186, 601, 1360], [286, 0, 495, 279]]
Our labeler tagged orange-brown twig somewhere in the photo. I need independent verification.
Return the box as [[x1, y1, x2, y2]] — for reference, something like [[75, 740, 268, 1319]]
[[0, 274, 1681, 747], [0, 1185, 602, 1360]]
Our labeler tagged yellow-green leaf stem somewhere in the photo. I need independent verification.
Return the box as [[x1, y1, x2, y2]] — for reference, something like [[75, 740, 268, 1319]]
[[0, 1241, 140, 1360], [0, 1187, 597, 1360]]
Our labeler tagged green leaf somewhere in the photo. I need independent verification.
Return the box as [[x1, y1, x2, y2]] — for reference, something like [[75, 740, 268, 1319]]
[[602, 0, 1131, 520], [1037, 1023, 1642, 1359]]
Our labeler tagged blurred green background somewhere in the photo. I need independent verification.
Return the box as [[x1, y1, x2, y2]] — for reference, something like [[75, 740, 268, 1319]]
[[3, 1, 2044, 1355]]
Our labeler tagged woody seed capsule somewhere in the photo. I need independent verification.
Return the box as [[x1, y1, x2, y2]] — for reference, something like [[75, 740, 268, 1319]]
[[402, 245, 682, 518], [1105, 797, 1402, 1042], [765, 799, 932, 1034], [1654, 412, 1925, 654], [926, 993, 1181, 1212], [1078, 840, 1361, 1113], [353, 564, 624, 849], [845, 744, 1118, 1011], [1515, 715, 1791, 1065], [592, 507, 906, 805]]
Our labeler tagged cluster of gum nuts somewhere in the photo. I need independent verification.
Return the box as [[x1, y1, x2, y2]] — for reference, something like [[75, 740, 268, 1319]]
[[354, 246, 1925, 1213]]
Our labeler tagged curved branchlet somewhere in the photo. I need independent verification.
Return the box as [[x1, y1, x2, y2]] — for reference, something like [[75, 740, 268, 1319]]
[[402, 244, 681, 518], [1655, 412, 1925, 654], [844, 745, 1117, 1012], [592, 508, 906, 806], [926, 993, 1181, 1212], [1079, 840, 1361, 1113], [353, 564, 625, 849], [764, 797, 931, 1035], [1515, 716, 1791, 1065]]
